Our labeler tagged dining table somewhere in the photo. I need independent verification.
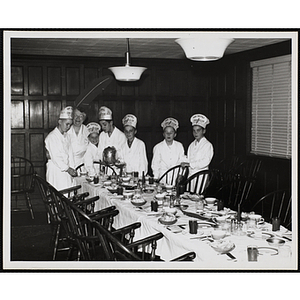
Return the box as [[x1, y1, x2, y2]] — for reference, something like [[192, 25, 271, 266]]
[[74, 176, 296, 270]]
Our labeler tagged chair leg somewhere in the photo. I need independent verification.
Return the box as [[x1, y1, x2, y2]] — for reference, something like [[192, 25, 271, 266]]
[[25, 192, 34, 219], [52, 224, 61, 260]]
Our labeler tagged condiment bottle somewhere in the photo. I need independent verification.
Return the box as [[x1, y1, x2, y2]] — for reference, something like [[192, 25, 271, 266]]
[[237, 204, 241, 221], [141, 171, 146, 188], [94, 175, 99, 184]]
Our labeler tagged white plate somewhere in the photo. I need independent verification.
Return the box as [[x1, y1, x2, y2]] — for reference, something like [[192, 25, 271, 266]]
[[113, 195, 124, 200], [257, 247, 278, 256], [247, 231, 273, 240]]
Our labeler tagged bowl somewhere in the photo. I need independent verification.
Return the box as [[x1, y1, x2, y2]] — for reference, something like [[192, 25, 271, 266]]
[[179, 204, 188, 211], [205, 197, 217, 205], [122, 176, 131, 183], [158, 213, 177, 225], [143, 187, 155, 194], [123, 192, 134, 200], [107, 187, 118, 194], [86, 176, 94, 182], [163, 207, 177, 215], [155, 193, 165, 200], [165, 184, 174, 191], [215, 215, 228, 223], [210, 240, 235, 254], [131, 198, 147, 207], [248, 214, 262, 220], [266, 237, 285, 247], [211, 230, 226, 240]]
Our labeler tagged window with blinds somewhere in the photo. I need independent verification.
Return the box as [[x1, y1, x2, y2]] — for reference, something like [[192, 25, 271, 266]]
[[251, 55, 291, 159]]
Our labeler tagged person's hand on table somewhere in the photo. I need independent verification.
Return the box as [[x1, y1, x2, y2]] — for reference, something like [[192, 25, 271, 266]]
[[67, 167, 77, 177], [181, 162, 190, 167]]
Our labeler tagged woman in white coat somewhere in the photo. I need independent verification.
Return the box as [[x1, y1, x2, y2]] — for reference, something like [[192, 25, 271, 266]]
[[67, 108, 89, 169], [45, 106, 77, 191], [83, 122, 101, 177], [151, 117, 185, 181], [119, 114, 148, 176]]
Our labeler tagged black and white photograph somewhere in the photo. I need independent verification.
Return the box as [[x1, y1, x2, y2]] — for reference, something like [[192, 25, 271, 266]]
[[2, 29, 298, 273]]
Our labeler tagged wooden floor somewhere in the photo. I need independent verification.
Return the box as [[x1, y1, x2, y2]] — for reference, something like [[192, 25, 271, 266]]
[[10, 189, 57, 261]]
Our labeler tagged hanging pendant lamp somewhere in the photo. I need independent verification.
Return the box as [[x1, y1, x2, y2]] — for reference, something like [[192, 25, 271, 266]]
[[175, 37, 234, 61], [109, 38, 147, 81]]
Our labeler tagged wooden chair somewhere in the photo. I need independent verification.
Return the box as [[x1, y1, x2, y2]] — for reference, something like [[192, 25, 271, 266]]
[[215, 156, 241, 183], [214, 174, 256, 211], [91, 220, 196, 262], [250, 189, 291, 229], [183, 170, 214, 195], [235, 158, 262, 179], [158, 165, 189, 186], [11, 156, 35, 219], [61, 195, 197, 261], [34, 174, 118, 260], [75, 161, 117, 176]]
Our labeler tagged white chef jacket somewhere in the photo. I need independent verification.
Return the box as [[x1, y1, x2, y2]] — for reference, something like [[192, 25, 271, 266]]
[[45, 127, 74, 191], [67, 124, 89, 169], [119, 137, 148, 176], [151, 140, 185, 180], [83, 142, 100, 177], [187, 136, 214, 176], [97, 126, 126, 161]]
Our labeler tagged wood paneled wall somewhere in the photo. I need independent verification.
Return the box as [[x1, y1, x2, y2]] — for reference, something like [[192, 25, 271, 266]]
[[11, 40, 292, 199]]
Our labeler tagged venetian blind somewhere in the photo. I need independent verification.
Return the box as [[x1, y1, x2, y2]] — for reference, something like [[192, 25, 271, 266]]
[[251, 55, 291, 159]]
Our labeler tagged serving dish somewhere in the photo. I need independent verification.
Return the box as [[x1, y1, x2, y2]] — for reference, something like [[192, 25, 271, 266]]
[[163, 207, 177, 215], [158, 214, 177, 225], [122, 176, 131, 183], [131, 198, 147, 206], [211, 230, 226, 240], [266, 237, 285, 247], [155, 193, 165, 200], [205, 197, 217, 205], [123, 192, 134, 200], [107, 187, 118, 193], [210, 240, 235, 254]]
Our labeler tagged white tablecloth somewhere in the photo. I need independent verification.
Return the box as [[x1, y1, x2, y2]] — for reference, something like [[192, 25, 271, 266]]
[[75, 177, 296, 269]]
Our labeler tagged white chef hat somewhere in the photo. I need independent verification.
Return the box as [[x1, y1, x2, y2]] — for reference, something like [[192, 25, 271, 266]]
[[59, 106, 73, 119], [98, 106, 113, 120], [161, 117, 179, 131], [86, 122, 101, 135], [74, 108, 87, 121], [122, 114, 137, 128], [190, 114, 210, 128]]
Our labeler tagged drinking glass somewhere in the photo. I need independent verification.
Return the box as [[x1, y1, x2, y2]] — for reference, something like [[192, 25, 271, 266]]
[[272, 217, 281, 231], [247, 245, 258, 262], [111, 174, 117, 186], [189, 220, 198, 234], [278, 245, 292, 258]]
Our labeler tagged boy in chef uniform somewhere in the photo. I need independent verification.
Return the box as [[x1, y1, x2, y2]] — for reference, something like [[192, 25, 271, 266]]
[[97, 106, 126, 161], [45, 106, 77, 191], [119, 114, 148, 176], [151, 117, 185, 182], [83, 122, 101, 177], [186, 114, 214, 192]]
